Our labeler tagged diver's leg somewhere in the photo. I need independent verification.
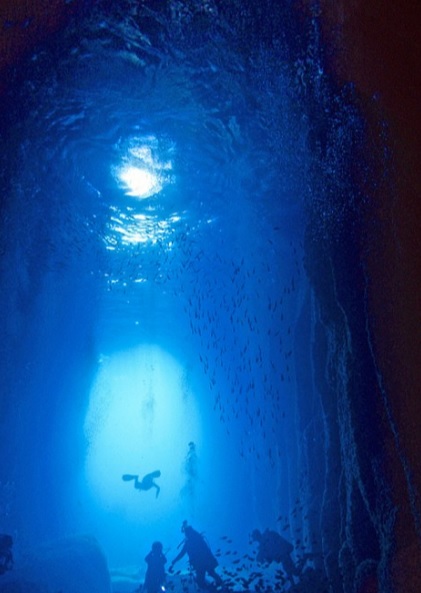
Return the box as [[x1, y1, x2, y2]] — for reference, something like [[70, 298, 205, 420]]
[[133, 475, 143, 489], [283, 555, 296, 575], [208, 568, 223, 586], [282, 556, 297, 584], [195, 567, 207, 589], [153, 482, 161, 498]]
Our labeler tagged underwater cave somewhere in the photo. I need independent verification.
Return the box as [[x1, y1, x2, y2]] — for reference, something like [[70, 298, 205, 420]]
[[0, 1, 420, 592]]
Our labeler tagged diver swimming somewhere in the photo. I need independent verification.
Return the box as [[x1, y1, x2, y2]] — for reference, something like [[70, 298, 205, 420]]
[[122, 470, 161, 498]]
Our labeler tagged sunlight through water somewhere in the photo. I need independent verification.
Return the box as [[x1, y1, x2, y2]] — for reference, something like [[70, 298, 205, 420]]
[[114, 136, 173, 199], [83, 345, 201, 520], [105, 135, 179, 248]]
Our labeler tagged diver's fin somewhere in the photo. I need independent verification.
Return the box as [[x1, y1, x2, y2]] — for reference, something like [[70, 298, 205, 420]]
[[122, 474, 138, 481]]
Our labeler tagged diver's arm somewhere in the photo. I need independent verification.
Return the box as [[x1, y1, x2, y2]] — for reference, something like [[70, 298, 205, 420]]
[[171, 546, 186, 566]]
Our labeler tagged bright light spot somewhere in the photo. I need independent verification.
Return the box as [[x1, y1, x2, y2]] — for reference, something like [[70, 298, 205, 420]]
[[107, 136, 179, 246], [113, 135, 174, 199], [118, 166, 162, 199], [84, 345, 201, 519]]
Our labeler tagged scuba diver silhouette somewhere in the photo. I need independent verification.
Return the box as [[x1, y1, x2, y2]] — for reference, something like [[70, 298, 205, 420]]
[[251, 528, 298, 585], [122, 470, 161, 498], [169, 521, 223, 589], [143, 541, 167, 593]]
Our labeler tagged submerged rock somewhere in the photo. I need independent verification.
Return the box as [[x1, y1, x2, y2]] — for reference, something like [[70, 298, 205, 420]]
[[0, 535, 112, 593]]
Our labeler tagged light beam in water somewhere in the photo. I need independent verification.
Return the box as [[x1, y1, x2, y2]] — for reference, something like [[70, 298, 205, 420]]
[[84, 344, 201, 521]]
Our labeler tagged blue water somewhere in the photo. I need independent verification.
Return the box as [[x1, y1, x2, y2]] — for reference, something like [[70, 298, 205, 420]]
[[0, 1, 376, 590]]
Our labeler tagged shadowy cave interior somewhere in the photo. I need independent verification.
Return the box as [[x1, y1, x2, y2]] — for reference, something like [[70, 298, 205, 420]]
[[0, 1, 420, 592]]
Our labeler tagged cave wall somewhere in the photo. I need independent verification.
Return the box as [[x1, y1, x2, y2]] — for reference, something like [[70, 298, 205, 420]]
[[297, 1, 421, 591], [1, 1, 420, 590]]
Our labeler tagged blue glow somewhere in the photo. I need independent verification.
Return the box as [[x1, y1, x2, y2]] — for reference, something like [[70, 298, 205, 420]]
[[2, 1, 399, 589], [84, 345, 201, 519]]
